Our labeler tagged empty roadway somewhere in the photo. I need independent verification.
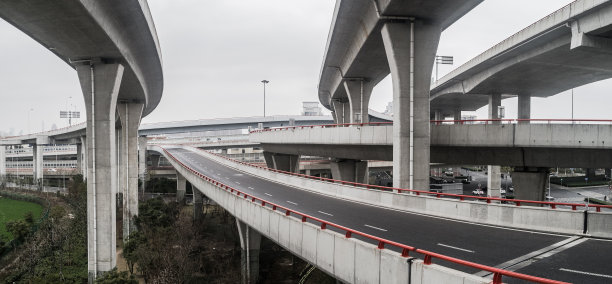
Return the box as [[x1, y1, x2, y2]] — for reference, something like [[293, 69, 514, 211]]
[[166, 147, 611, 283]]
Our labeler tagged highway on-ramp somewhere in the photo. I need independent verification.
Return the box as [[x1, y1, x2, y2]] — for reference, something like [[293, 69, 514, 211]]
[[166, 147, 612, 283]]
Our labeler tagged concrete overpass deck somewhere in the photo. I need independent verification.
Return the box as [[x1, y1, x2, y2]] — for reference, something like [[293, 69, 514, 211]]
[[430, 0, 612, 115], [250, 120, 612, 168], [157, 146, 612, 283]]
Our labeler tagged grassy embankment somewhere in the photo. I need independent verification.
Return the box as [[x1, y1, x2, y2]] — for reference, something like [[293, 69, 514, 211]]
[[0, 197, 43, 240]]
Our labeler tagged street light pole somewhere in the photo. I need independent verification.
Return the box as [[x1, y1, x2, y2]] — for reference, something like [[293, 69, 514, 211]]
[[261, 80, 269, 117]]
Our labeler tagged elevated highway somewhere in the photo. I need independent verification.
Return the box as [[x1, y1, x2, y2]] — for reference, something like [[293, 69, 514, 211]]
[[318, 0, 483, 190], [250, 120, 612, 200], [0, 0, 164, 278], [153, 145, 612, 283], [430, 0, 612, 116]]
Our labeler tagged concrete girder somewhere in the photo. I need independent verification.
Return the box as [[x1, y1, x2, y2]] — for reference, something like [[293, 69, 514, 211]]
[[77, 63, 123, 277], [117, 102, 144, 242], [382, 20, 440, 190]]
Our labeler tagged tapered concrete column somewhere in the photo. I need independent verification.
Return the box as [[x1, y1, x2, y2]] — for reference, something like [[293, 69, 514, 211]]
[[193, 188, 203, 221], [262, 151, 300, 173], [236, 219, 261, 284], [150, 155, 160, 167], [382, 20, 440, 190], [0, 146, 6, 179], [344, 80, 373, 123], [118, 102, 144, 242], [80, 136, 88, 179], [513, 167, 548, 202], [77, 63, 124, 279], [452, 110, 462, 176], [138, 136, 147, 195], [76, 143, 83, 176], [330, 159, 368, 183], [176, 173, 186, 203], [487, 94, 502, 198], [32, 144, 44, 186], [517, 94, 531, 124], [585, 168, 597, 180], [332, 100, 349, 124]]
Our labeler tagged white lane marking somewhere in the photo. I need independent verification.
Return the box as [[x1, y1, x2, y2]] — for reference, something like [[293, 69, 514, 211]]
[[318, 211, 333, 217], [364, 224, 387, 232], [235, 182, 241, 185], [559, 268, 612, 279], [264, 193, 272, 196], [248, 187, 254, 190], [437, 243, 475, 253], [286, 201, 298, 205]]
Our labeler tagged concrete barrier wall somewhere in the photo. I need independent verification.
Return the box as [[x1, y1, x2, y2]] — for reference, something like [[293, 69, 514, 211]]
[[253, 124, 612, 150], [158, 147, 490, 284], [193, 147, 612, 238]]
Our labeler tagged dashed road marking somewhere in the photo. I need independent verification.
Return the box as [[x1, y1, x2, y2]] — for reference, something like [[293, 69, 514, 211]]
[[235, 182, 240, 185], [248, 187, 254, 190], [364, 224, 387, 232], [264, 193, 272, 197], [286, 201, 298, 205], [559, 268, 612, 279], [437, 243, 475, 253], [318, 211, 333, 216]]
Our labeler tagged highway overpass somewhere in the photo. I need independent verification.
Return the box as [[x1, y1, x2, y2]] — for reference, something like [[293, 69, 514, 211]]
[[250, 120, 612, 200], [0, 0, 163, 278], [152, 145, 612, 284]]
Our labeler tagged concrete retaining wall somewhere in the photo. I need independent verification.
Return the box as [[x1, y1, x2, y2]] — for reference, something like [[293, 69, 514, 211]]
[[192, 147, 612, 239], [158, 147, 490, 284]]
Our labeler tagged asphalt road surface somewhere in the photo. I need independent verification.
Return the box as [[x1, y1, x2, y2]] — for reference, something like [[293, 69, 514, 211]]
[[167, 147, 612, 283]]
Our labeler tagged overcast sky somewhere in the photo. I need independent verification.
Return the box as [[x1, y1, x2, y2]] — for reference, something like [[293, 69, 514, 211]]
[[1, 0, 608, 136]]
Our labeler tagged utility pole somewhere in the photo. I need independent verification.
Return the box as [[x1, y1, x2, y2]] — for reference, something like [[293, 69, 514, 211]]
[[261, 80, 269, 117]]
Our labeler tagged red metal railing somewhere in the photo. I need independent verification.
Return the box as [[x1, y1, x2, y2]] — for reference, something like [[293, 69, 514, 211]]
[[249, 119, 612, 133], [160, 146, 569, 284], [200, 148, 612, 213]]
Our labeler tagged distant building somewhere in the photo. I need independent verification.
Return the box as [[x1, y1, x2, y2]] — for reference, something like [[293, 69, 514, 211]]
[[461, 115, 477, 124], [384, 101, 393, 116], [302, 101, 322, 116]]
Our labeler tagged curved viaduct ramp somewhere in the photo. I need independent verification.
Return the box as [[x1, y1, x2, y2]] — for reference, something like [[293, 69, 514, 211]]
[[152, 146, 612, 283], [430, 0, 612, 115], [0, 0, 163, 115], [0, 0, 164, 278]]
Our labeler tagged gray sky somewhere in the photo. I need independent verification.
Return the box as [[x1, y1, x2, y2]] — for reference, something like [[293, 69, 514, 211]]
[[1, 0, 607, 136]]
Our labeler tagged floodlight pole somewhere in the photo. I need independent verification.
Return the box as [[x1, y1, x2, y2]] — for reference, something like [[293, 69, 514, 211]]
[[261, 80, 269, 117]]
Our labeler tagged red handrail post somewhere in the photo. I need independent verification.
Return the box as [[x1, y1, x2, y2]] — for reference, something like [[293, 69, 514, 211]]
[[492, 273, 503, 284], [424, 255, 432, 265]]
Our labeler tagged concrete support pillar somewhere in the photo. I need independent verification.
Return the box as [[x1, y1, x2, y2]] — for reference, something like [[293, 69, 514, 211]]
[[150, 155, 160, 167], [77, 63, 124, 278], [382, 20, 440, 190], [452, 110, 462, 176], [343, 80, 373, 123], [517, 94, 531, 123], [262, 151, 300, 173], [80, 136, 88, 179], [330, 159, 368, 183], [586, 168, 597, 180], [513, 167, 548, 202], [605, 168, 611, 179], [0, 146, 5, 179], [76, 143, 83, 177], [487, 94, 502, 198], [193, 188, 203, 221], [138, 136, 147, 195], [176, 173, 186, 203], [32, 144, 44, 187], [236, 219, 261, 284], [117, 102, 144, 242], [332, 100, 349, 124]]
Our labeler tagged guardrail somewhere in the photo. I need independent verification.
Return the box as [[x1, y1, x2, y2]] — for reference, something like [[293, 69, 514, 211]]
[[201, 148, 612, 213], [250, 119, 612, 134], [159, 146, 568, 284]]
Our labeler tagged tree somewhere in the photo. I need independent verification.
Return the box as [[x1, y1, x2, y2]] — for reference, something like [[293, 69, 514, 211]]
[[24, 211, 34, 224], [6, 219, 30, 241], [95, 268, 137, 284]]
